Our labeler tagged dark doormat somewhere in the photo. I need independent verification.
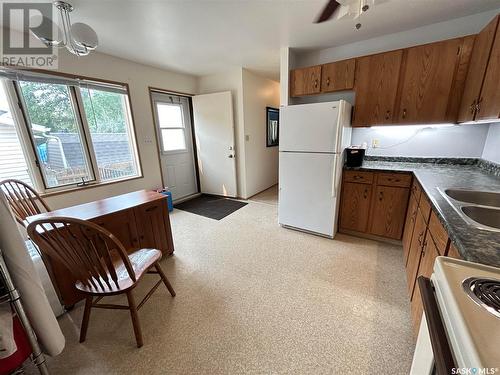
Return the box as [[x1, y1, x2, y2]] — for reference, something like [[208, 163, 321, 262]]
[[174, 194, 248, 220]]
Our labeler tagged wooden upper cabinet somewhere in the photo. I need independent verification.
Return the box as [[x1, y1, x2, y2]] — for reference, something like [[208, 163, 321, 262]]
[[458, 16, 499, 122], [321, 59, 355, 93], [476, 18, 500, 121], [352, 50, 403, 126], [290, 66, 322, 97], [396, 38, 462, 124]]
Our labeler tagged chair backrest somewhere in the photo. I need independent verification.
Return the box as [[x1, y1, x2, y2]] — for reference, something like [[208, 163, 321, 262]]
[[0, 179, 50, 226], [27, 217, 136, 292]]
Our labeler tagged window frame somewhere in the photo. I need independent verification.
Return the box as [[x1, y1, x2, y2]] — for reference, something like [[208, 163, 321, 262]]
[[1, 72, 143, 194]]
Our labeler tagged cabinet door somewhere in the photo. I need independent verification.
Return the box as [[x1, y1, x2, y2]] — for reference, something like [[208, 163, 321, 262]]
[[410, 236, 440, 334], [458, 16, 499, 122], [369, 185, 410, 239], [290, 66, 322, 96], [477, 20, 500, 121], [321, 59, 355, 93], [402, 194, 418, 265], [353, 50, 403, 126], [406, 210, 427, 297], [340, 182, 372, 233], [91, 209, 140, 251], [396, 38, 462, 124], [134, 199, 174, 255]]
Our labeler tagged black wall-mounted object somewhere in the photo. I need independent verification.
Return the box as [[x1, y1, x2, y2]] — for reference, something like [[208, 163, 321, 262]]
[[266, 107, 279, 147]]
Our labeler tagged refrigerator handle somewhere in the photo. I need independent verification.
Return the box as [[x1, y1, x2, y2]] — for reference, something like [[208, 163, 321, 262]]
[[331, 154, 339, 197]]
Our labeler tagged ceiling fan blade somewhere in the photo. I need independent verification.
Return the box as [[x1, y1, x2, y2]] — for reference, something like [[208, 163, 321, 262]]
[[314, 0, 340, 23]]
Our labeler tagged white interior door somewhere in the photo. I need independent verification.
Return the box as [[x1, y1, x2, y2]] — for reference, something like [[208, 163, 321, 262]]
[[192, 91, 237, 197], [152, 92, 198, 201]]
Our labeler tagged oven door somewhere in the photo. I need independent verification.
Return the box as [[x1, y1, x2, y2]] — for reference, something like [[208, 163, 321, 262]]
[[410, 276, 456, 375]]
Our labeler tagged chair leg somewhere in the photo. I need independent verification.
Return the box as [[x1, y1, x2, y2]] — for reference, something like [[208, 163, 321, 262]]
[[126, 290, 143, 348], [155, 263, 176, 297], [79, 296, 93, 343]]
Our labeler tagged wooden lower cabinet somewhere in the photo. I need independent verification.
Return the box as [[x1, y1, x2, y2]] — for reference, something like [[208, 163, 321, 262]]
[[405, 209, 428, 296], [339, 170, 410, 240], [369, 185, 409, 239], [410, 234, 440, 335], [340, 182, 372, 232], [402, 194, 418, 265], [91, 210, 140, 250]]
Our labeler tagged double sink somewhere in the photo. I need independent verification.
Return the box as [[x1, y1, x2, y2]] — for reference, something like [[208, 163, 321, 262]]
[[439, 188, 500, 232]]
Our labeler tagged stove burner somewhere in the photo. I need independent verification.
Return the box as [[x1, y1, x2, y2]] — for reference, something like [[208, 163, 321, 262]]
[[462, 277, 500, 319]]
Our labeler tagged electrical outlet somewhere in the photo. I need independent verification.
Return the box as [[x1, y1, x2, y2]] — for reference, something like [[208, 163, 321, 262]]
[[372, 139, 380, 148]]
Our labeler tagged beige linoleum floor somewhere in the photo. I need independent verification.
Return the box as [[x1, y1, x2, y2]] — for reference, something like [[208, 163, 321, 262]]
[[29, 187, 414, 374]]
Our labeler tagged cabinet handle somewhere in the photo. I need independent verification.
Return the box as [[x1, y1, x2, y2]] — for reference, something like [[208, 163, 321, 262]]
[[378, 191, 384, 201], [422, 241, 428, 256], [385, 110, 391, 120], [354, 175, 362, 180], [417, 232, 423, 245], [476, 97, 483, 113], [314, 79, 318, 88], [470, 100, 476, 114], [363, 188, 368, 199], [326, 77, 330, 86], [146, 205, 158, 212], [402, 109, 407, 119], [387, 178, 401, 182]]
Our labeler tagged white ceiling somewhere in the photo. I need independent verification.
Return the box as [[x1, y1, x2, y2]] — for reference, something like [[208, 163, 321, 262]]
[[8, 0, 500, 79]]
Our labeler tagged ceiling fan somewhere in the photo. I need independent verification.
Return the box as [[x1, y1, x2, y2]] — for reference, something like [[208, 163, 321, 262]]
[[315, 0, 388, 28]]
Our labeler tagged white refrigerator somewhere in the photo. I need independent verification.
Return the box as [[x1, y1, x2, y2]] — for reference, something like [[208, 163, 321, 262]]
[[278, 100, 352, 238]]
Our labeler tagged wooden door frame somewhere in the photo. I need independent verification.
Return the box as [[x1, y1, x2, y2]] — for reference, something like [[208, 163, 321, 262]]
[[148, 87, 201, 197]]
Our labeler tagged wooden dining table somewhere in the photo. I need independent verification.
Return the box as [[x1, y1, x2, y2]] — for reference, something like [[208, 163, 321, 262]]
[[27, 190, 175, 307]]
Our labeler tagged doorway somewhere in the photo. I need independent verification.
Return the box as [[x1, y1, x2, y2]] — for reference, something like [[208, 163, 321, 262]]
[[151, 91, 198, 202]]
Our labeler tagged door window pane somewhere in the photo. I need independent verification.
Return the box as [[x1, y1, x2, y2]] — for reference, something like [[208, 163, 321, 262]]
[[18, 81, 93, 188], [157, 103, 184, 128], [161, 129, 186, 151], [81, 87, 139, 181], [0, 80, 33, 185]]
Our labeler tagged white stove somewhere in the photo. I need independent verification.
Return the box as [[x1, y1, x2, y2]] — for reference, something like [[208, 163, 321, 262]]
[[411, 256, 500, 374]]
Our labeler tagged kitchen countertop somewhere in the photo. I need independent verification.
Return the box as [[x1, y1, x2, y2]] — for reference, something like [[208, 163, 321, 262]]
[[345, 158, 500, 268]]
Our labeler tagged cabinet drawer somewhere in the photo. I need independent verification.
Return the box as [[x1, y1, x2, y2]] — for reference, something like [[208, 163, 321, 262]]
[[428, 212, 449, 255], [376, 173, 412, 187], [343, 170, 374, 184]]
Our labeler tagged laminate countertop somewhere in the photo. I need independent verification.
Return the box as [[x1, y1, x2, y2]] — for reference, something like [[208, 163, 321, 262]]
[[345, 158, 500, 268]]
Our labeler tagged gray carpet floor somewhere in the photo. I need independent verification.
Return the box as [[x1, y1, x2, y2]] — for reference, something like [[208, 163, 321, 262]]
[[27, 187, 414, 374]]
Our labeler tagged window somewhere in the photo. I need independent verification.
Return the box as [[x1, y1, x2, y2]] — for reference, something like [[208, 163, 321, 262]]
[[19, 81, 94, 188], [0, 70, 141, 193], [81, 86, 138, 181], [156, 103, 186, 152], [0, 80, 33, 185]]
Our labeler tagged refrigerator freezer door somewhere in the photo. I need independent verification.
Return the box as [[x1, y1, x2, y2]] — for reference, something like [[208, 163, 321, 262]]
[[280, 102, 340, 153], [279, 152, 337, 237]]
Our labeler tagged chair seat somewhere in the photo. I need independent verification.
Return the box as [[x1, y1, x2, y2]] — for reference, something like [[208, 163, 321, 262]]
[[76, 248, 162, 295]]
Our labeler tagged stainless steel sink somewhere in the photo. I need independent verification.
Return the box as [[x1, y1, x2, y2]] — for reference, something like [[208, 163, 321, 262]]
[[461, 206, 500, 230], [445, 189, 500, 208], [438, 187, 500, 232]]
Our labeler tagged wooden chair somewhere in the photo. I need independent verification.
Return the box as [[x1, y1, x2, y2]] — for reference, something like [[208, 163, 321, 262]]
[[0, 179, 50, 227], [27, 216, 176, 348]]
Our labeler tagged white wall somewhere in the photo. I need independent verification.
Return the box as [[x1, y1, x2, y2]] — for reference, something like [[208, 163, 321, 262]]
[[196, 68, 247, 198], [41, 50, 198, 209], [351, 124, 491, 158], [482, 123, 500, 164], [241, 69, 280, 198]]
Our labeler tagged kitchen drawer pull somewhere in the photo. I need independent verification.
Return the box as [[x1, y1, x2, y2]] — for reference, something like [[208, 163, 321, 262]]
[[363, 188, 368, 199], [354, 175, 363, 180], [326, 77, 330, 86], [385, 110, 390, 120], [417, 277, 456, 374], [145, 205, 159, 212], [402, 109, 407, 119], [378, 191, 384, 201]]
